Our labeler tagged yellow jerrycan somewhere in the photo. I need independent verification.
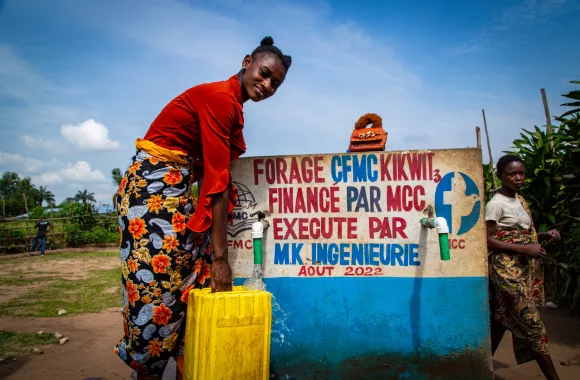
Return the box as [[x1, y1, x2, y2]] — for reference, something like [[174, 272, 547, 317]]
[[182, 286, 272, 380]]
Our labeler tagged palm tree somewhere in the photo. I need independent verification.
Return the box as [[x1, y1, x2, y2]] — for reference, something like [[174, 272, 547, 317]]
[[111, 168, 123, 186], [74, 190, 96, 208], [61, 197, 75, 206], [38, 186, 55, 207], [560, 80, 580, 118]]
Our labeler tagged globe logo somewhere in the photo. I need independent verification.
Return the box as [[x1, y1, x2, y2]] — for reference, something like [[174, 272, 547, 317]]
[[434, 172, 481, 236], [227, 181, 258, 237]]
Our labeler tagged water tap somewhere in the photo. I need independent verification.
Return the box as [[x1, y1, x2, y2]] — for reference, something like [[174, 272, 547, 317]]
[[420, 205, 450, 261], [251, 210, 270, 231]]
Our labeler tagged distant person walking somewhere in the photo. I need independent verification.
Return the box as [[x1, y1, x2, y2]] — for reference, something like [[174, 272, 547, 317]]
[[30, 216, 52, 257]]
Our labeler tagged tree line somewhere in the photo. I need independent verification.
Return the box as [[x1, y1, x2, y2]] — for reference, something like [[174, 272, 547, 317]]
[[0, 172, 98, 218]]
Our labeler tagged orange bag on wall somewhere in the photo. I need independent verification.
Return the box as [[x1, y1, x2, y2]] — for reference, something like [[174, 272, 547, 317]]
[[349, 113, 388, 152]]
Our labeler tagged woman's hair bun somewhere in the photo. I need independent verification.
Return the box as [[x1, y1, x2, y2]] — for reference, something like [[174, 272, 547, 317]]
[[250, 36, 291, 70], [260, 36, 274, 46]]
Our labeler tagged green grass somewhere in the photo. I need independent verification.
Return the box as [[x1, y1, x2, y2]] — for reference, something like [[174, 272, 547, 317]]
[[0, 331, 60, 357], [40, 250, 118, 260], [0, 268, 121, 317], [0, 251, 122, 317], [1, 251, 118, 264], [0, 275, 60, 287]]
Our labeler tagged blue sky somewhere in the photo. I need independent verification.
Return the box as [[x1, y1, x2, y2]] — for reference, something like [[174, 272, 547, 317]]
[[0, 0, 578, 204]]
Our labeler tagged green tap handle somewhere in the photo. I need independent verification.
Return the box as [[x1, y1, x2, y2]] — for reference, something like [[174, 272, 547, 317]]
[[439, 233, 450, 261], [251, 220, 265, 265], [253, 238, 263, 265]]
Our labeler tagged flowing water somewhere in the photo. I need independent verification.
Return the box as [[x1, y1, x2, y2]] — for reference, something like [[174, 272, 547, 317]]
[[243, 264, 292, 347], [243, 264, 265, 290]]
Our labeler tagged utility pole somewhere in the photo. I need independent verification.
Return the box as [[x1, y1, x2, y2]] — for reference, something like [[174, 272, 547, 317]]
[[482, 109, 498, 188], [541, 88, 554, 149]]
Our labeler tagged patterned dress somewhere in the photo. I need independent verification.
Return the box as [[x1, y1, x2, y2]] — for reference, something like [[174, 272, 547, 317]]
[[113, 151, 213, 375], [488, 194, 549, 364]]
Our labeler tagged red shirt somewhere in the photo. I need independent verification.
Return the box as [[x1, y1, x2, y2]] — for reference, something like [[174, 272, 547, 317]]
[[143, 74, 246, 233]]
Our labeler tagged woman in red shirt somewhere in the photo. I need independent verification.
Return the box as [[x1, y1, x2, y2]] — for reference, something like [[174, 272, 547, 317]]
[[113, 36, 291, 378]]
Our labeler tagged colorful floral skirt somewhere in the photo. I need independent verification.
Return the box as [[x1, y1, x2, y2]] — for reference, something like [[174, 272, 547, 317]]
[[489, 227, 548, 364], [113, 150, 213, 375]]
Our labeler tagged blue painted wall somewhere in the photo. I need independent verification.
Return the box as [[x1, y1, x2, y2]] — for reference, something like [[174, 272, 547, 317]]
[[236, 276, 492, 379]]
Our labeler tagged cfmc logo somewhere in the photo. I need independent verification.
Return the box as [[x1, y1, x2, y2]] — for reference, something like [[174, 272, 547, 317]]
[[227, 181, 258, 237], [434, 172, 481, 236]]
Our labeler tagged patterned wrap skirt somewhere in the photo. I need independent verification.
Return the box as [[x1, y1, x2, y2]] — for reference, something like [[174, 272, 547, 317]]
[[113, 150, 213, 375], [489, 226, 549, 364]]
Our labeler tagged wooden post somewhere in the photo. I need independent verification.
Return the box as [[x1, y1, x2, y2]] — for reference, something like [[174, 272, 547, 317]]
[[22, 192, 29, 218], [23, 193, 31, 251], [48, 200, 55, 246], [476, 126, 482, 148], [541, 88, 554, 149], [482, 109, 498, 188]]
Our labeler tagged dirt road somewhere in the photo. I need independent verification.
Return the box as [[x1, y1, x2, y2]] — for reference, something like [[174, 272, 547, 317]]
[[493, 308, 580, 380], [1, 307, 578, 379]]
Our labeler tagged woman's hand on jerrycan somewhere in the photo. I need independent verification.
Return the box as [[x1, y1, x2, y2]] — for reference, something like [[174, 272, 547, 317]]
[[210, 258, 233, 292]]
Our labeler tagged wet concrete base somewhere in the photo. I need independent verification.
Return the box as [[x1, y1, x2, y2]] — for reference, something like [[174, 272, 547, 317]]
[[269, 349, 492, 380]]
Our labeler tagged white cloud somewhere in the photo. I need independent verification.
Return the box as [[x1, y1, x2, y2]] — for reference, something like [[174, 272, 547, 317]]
[[59, 161, 106, 182], [0, 151, 45, 172], [22, 135, 60, 151], [32, 161, 106, 186], [32, 172, 63, 185], [60, 119, 120, 151]]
